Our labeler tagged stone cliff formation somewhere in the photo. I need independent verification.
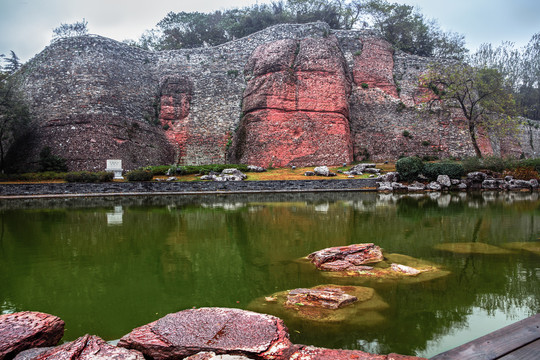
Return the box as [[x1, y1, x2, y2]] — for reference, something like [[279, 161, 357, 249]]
[[9, 22, 540, 171]]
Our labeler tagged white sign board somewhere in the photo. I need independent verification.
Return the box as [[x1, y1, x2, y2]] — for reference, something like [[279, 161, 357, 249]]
[[105, 159, 124, 179], [106, 159, 122, 170]]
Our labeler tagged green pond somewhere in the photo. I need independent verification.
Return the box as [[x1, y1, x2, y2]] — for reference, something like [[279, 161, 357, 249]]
[[1, 192, 539, 358]]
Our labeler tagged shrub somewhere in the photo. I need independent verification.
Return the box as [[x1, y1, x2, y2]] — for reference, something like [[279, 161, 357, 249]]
[[0, 172, 67, 181], [421, 140, 430, 146], [174, 164, 249, 175], [39, 147, 68, 172], [140, 165, 171, 176], [396, 156, 424, 182], [402, 130, 412, 138], [423, 162, 465, 181], [65, 171, 113, 183], [506, 166, 540, 180], [126, 169, 153, 181], [517, 158, 540, 173], [361, 82, 369, 89], [462, 156, 482, 173], [481, 156, 515, 173]]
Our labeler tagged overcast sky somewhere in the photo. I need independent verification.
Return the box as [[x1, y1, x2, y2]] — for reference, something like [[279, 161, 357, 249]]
[[1, 0, 539, 62]]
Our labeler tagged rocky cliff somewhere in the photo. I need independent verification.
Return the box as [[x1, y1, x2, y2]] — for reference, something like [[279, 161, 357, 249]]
[[10, 22, 540, 171]]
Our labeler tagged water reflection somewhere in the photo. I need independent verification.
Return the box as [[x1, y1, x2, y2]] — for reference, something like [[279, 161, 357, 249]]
[[107, 206, 124, 226], [0, 192, 538, 358]]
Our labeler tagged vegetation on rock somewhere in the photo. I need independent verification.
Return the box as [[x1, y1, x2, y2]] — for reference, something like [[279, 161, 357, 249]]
[[128, 0, 467, 60], [420, 63, 518, 158], [0, 55, 30, 173]]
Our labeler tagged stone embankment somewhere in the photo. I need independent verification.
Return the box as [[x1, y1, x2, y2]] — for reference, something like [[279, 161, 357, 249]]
[[376, 172, 539, 192], [0, 179, 378, 198], [1, 309, 425, 360]]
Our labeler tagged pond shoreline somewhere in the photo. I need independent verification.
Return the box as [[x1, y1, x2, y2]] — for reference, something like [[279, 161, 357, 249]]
[[0, 179, 378, 199]]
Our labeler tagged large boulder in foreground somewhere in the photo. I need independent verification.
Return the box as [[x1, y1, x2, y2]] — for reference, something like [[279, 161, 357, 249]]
[[14, 334, 144, 360], [0, 311, 64, 360], [118, 307, 294, 360]]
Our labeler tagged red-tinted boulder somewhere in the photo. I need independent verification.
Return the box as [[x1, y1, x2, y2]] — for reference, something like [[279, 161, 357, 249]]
[[0, 311, 64, 360], [285, 288, 358, 309], [118, 307, 294, 360], [184, 352, 251, 360], [308, 243, 384, 269], [353, 37, 398, 97], [289, 346, 426, 360], [230, 36, 353, 167], [15, 334, 144, 360]]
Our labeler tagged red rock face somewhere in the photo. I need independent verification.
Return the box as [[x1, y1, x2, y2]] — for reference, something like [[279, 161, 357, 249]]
[[230, 36, 353, 167], [158, 76, 193, 162], [354, 37, 398, 97], [117, 307, 294, 360], [21, 334, 144, 360], [0, 311, 64, 360]]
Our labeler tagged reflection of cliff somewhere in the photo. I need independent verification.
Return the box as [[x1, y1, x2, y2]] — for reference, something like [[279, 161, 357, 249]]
[[11, 22, 540, 171], [1, 194, 539, 355]]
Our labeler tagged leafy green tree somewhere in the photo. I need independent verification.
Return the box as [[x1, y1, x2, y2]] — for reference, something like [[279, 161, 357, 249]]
[[0, 51, 21, 74], [469, 33, 540, 120], [519, 33, 540, 120], [129, 0, 466, 59], [52, 18, 89, 41], [0, 73, 30, 172], [364, 0, 467, 59], [420, 63, 517, 158]]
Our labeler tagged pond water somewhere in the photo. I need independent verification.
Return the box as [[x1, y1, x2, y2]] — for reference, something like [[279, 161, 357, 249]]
[[0, 192, 539, 358]]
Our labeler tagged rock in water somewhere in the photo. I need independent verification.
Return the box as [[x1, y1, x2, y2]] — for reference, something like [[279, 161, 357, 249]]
[[308, 243, 384, 269], [285, 288, 357, 309], [390, 263, 424, 276], [0, 311, 64, 360], [15, 334, 144, 360], [118, 308, 294, 360]]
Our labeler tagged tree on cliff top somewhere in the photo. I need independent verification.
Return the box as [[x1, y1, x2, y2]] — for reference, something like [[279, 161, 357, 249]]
[[131, 0, 467, 59], [51, 18, 89, 42], [364, 0, 467, 59], [420, 63, 518, 158], [468, 33, 540, 121]]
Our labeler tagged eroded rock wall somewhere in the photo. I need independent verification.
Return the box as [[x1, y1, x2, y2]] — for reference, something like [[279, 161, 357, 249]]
[[10, 22, 539, 171], [229, 36, 353, 167], [12, 36, 173, 171]]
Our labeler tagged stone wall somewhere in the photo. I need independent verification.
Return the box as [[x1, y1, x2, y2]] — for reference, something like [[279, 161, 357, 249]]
[[10, 22, 540, 171]]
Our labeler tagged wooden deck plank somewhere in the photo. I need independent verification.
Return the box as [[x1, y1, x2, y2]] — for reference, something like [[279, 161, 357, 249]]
[[430, 314, 540, 360], [498, 339, 540, 360]]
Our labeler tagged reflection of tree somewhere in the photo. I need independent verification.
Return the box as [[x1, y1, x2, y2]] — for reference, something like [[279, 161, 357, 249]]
[[457, 217, 483, 284]]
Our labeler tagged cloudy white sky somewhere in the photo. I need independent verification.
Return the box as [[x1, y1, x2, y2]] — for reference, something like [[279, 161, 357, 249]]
[[1, 0, 539, 62]]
